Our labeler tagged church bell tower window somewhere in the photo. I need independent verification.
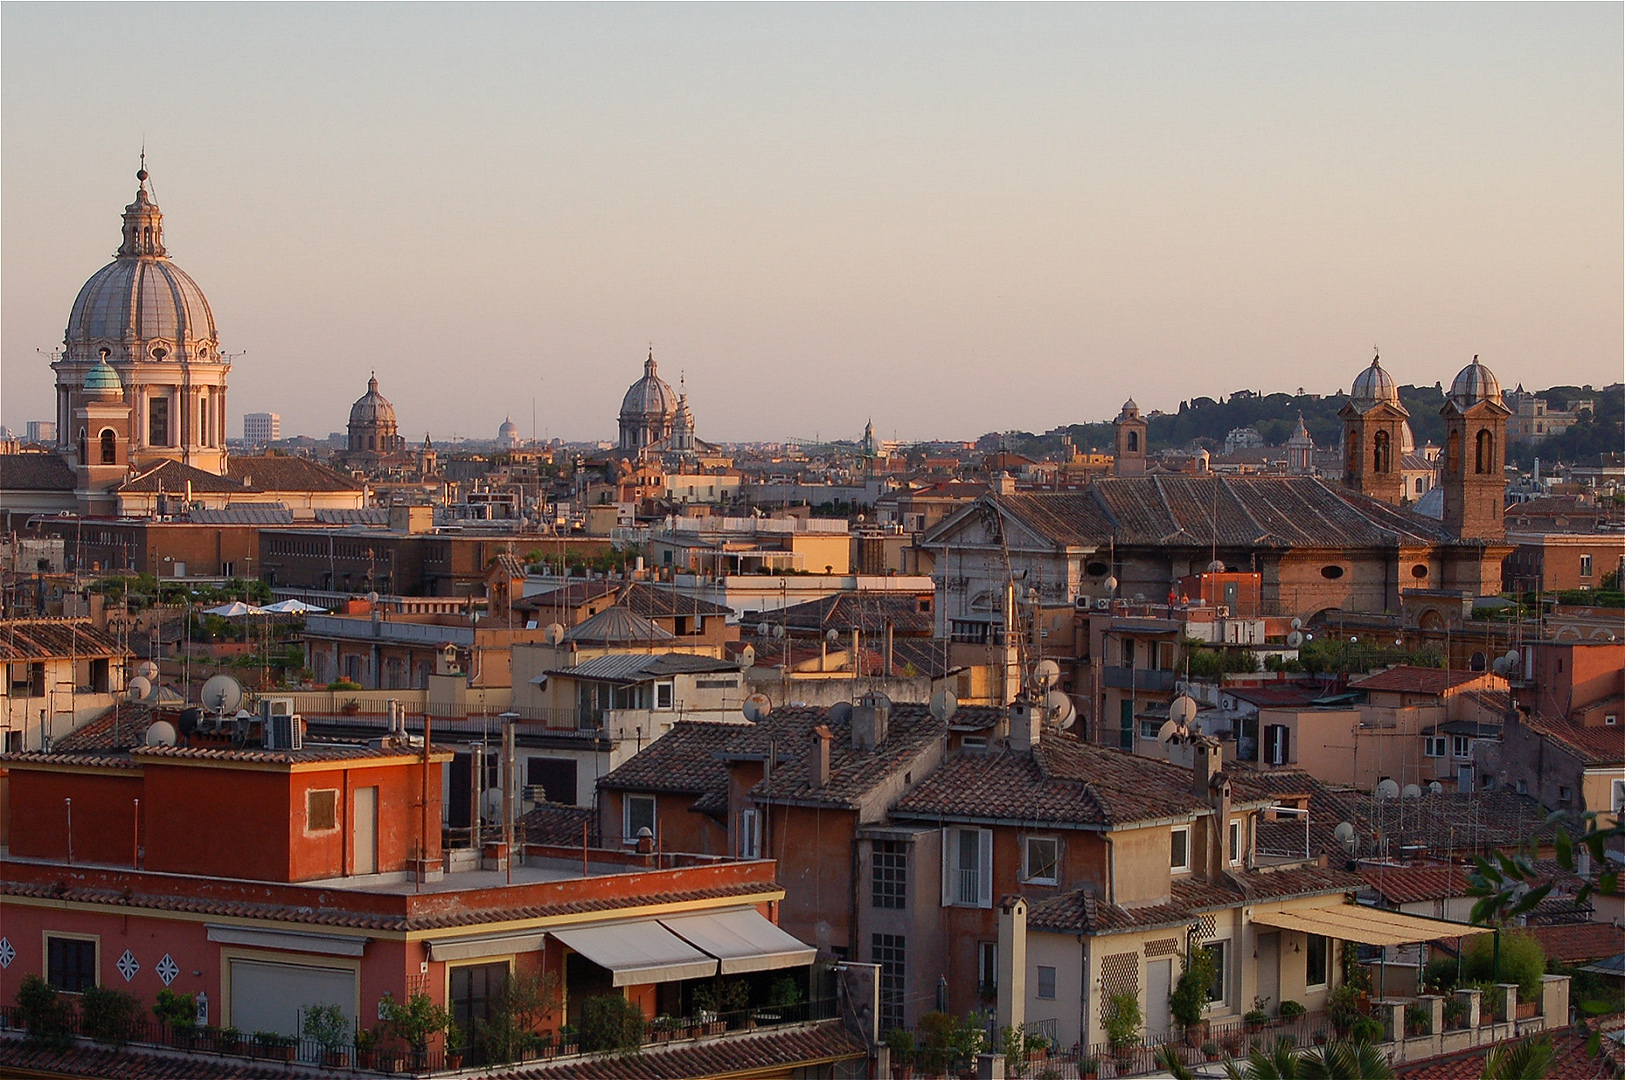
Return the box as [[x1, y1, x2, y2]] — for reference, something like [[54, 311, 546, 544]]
[[100, 429, 117, 464]]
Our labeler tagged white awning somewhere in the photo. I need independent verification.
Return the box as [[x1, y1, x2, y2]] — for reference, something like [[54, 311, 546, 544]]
[[206, 925, 368, 957], [551, 921, 718, 986], [1250, 904, 1492, 947], [425, 930, 547, 962], [660, 907, 817, 975]]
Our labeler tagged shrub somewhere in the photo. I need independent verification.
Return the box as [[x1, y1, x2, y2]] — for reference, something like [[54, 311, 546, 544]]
[[1463, 930, 1546, 1001], [153, 988, 197, 1032], [380, 991, 452, 1055], [1349, 1017, 1386, 1045], [1105, 991, 1142, 1050], [1404, 1004, 1430, 1036], [1326, 984, 1363, 1036], [1278, 999, 1306, 1020], [80, 985, 141, 1049], [1244, 1008, 1270, 1027], [579, 994, 644, 1053], [1421, 957, 1459, 994], [473, 969, 559, 1064], [17, 975, 74, 1052], [302, 1002, 349, 1052], [884, 1026, 916, 1063], [1170, 946, 1218, 1029]]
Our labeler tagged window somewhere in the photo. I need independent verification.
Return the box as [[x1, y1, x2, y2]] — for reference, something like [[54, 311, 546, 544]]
[[1475, 429, 1494, 474], [978, 942, 997, 998], [738, 807, 761, 858], [1306, 934, 1329, 987], [1205, 941, 1227, 1004], [99, 429, 116, 464], [1121, 639, 1135, 667], [654, 681, 674, 709], [873, 934, 906, 1032], [1559, 786, 1572, 803], [1024, 836, 1059, 884], [1037, 965, 1057, 1000], [943, 827, 993, 908], [1613, 780, 1625, 814], [624, 794, 656, 843], [1424, 736, 1447, 758], [1170, 826, 1191, 873], [525, 757, 578, 806], [449, 962, 507, 1036], [873, 841, 907, 909], [47, 936, 97, 992], [1372, 430, 1390, 474], [1580, 555, 1593, 578], [306, 789, 338, 832], [1139, 718, 1162, 740], [1606, 715, 1618, 726], [1452, 735, 1471, 759], [1228, 819, 1243, 865], [1263, 724, 1292, 766], [149, 397, 169, 446]]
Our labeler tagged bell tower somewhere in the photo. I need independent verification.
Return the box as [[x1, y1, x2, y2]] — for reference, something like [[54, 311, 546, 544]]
[[1112, 399, 1148, 476], [1339, 354, 1408, 505], [1441, 357, 1510, 540]]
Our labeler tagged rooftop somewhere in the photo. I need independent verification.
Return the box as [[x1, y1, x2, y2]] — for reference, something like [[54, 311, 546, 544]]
[[0, 617, 128, 662], [1351, 666, 1498, 696]]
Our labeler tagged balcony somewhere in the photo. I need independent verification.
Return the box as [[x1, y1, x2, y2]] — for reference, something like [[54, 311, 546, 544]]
[[1102, 667, 1179, 692]]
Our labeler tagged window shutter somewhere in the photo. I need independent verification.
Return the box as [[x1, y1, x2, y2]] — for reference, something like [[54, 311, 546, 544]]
[[978, 828, 993, 908], [941, 828, 953, 906], [1281, 725, 1292, 764]]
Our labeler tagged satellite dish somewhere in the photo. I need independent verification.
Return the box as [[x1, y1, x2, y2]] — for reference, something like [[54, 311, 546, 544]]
[[1207, 560, 1225, 573], [543, 622, 566, 645], [929, 690, 958, 723], [772, 624, 785, 639], [127, 676, 153, 701], [136, 660, 159, 680], [1334, 821, 1357, 852], [366, 591, 380, 604], [1132, 593, 1145, 603], [144, 720, 178, 747], [1427, 780, 1444, 795], [826, 628, 841, 643], [1104, 576, 1118, 592], [1044, 690, 1074, 726], [200, 674, 243, 714], [482, 787, 504, 819], [1169, 695, 1198, 725], [742, 693, 773, 722], [1492, 658, 1510, 675], [1402, 783, 1422, 799], [1291, 617, 1303, 630], [829, 701, 853, 725], [1033, 659, 1060, 688], [757, 622, 770, 637], [1287, 631, 1305, 648], [1376, 778, 1401, 800], [1157, 719, 1181, 743]]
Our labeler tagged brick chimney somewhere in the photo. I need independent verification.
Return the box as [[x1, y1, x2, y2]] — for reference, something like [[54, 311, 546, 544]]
[[810, 725, 833, 788], [1191, 737, 1223, 799]]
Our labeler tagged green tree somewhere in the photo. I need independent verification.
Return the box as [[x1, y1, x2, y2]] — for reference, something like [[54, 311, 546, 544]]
[[579, 994, 644, 1054], [80, 985, 142, 1049], [17, 974, 75, 1052]]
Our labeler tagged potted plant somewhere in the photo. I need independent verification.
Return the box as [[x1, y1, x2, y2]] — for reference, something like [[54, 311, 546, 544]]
[[1244, 1008, 1271, 1030], [254, 1031, 296, 1062], [445, 1023, 466, 1069], [354, 1025, 378, 1069], [1278, 1000, 1306, 1022], [1105, 990, 1141, 1070], [1170, 946, 1217, 1047], [380, 990, 454, 1071], [1350, 1017, 1386, 1045], [340, 697, 361, 715], [303, 1002, 351, 1068], [1443, 997, 1467, 1030], [1202, 1040, 1221, 1061], [886, 1027, 917, 1080], [154, 989, 198, 1047], [1326, 984, 1363, 1038], [1079, 1056, 1100, 1077], [557, 1023, 580, 1055], [1404, 1004, 1430, 1038]]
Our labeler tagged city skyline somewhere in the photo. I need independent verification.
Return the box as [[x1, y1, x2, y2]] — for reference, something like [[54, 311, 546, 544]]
[[3, 4, 1620, 442]]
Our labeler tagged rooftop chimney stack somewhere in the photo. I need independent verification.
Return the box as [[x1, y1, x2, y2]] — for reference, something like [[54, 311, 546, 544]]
[[1009, 698, 1041, 753], [810, 725, 833, 788], [851, 692, 890, 750], [1192, 737, 1223, 798]]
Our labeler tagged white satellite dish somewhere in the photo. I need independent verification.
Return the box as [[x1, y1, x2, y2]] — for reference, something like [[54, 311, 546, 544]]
[[742, 693, 772, 722], [1104, 576, 1118, 592], [482, 787, 505, 819], [757, 622, 770, 637], [1044, 690, 1074, 727], [1291, 617, 1303, 630], [144, 720, 178, 747], [826, 628, 841, 643], [1033, 659, 1060, 688], [1427, 780, 1444, 795], [1375, 778, 1401, 800], [1334, 821, 1357, 852], [1169, 695, 1199, 725], [137, 660, 159, 681], [200, 674, 243, 714], [1505, 649, 1520, 665], [1286, 631, 1305, 648], [772, 624, 786, 639], [1207, 559, 1225, 573], [127, 676, 153, 702], [929, 690, 958, 723], [1157, 719, 1181, 743], [1402, 783, 1422, 799], [543, 622, 566, 645]]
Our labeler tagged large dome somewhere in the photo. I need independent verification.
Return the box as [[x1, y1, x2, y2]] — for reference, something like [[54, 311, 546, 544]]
[[350, 376, 397, 427], [63, 182, 217, 361], [620, 350, 677, 420], [1448, 357, 1502, 408], [1350, 355, 1400, 411]]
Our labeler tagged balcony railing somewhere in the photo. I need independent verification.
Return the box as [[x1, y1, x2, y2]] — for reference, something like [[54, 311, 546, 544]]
[[1102, 667, 1179, 692]]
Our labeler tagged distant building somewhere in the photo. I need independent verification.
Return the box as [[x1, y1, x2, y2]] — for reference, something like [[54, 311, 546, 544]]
[[1505, 385, 1591, 444], [497, 416, 521, 447], [243, 411, 280, 444], [346, 374, 405, 456], [24, 421, 56, 444]]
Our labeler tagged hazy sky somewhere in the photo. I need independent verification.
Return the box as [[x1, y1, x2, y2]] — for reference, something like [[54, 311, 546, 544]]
[[3, 3, 1620, 443]]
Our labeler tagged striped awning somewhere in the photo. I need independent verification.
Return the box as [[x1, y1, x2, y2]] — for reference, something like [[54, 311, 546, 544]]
[[1250, 904, 1492, 947]]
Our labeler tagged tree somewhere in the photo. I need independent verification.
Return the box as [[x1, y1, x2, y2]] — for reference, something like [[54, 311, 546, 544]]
[[1224, 1041, 1394, 1080], [1479, 1035, 1554, 1080], [80, 985, 141, 1049], [579, 994, 644, 1054], [16, 975, 74, 1052], [380, 990, 453, 1062]]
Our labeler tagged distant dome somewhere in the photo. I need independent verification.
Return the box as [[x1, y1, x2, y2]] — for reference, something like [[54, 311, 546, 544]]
[[1402, 421, 1415, 454], [82, 357, 123, 396], [498, 417, 519, 440], [349, 375, 396, 428], [1121, 399, 1139, 415], [1350, 356, 1400, 411], [620, 351, 677, 420], [1448, 357, 1502, 408]]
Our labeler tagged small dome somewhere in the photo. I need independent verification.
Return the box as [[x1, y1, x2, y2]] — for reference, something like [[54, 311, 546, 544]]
[[1401, 421, 1415, 454], [620, 350, 677, 421], [498, 417, 519, 437], [1120, 398, 1139, 415], [349, 375, 397, 428], [1350, 355, 1400, 410], [83, 358, 123, 396], [1449, 357, 1502, 408]]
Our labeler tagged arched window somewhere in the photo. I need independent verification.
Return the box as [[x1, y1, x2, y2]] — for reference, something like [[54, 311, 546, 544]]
[[1475, 429, 1494, 474], [77, 427, 88, 463], [1372, 430, 1390, 474], [99, 429, 117, 464], [1127, 431, 1139, 452], [1446, 429, 1461, 474]]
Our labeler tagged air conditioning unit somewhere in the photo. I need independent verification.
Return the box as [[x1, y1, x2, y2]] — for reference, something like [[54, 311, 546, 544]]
[[521, 784, 548, 803], [1215, 605, 1230, 618], [1095, 598, 1110, 610], [265, 713, 303, 750]]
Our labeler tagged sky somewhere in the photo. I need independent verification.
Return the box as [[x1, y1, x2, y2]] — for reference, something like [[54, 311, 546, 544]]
[[3, 3, 1620, 444]]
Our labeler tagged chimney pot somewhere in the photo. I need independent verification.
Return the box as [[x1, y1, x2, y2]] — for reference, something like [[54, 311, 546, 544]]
[[810, 725, 833, 788]]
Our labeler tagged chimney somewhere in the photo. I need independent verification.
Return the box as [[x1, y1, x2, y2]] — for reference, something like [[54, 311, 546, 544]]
[[996, 896, 1028, 1033], [1192, 737, 1223, 799], [851, 692, 890, 750], [810, 725, 833, 788], [1009, 698, 1041, 753]]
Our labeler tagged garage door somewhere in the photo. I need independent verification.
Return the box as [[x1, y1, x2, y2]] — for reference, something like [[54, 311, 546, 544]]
[[228, 959, 356, 1037]]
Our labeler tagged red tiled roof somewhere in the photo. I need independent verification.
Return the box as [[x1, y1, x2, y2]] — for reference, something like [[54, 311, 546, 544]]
[[0, 617, 129, 661], [482, 1022, 866, 1079], [1028, 868, 1358, 936], [0, 1036, 329, 1078], [1358, 865, 1472, 905], [1526, 922, 1625, 964], [1522, 717, 1625, 765], [53, 703, 164, 750], [1352, 666, 1494, 695], [517, 801, 596, 846], [598, 720, 740, 804]]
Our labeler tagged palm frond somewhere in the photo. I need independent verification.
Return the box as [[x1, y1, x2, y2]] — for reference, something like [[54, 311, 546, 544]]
[[1480, 1035, 1554, 1080]]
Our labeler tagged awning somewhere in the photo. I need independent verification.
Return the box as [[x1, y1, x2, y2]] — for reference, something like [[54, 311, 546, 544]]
[[425, 930, 547, 962], [660, 907, 817, 975], [206, 925, 368, 957], [1250, 904, 1493, 947], [552, 921, 718, 986]]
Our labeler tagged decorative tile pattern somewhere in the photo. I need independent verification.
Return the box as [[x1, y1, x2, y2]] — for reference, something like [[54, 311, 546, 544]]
[[0, 938, 14, 968], [156, 953, 179, 986], [116, 949, 140, 982]]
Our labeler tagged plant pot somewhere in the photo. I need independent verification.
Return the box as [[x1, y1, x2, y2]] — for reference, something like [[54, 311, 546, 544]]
[[891, 1065, 915, 1080], [271, 1046, 295, 1062], [1183, 1021, 1208, 1048], [322, 1050, 351, 1068], [446, 1050, 464, 1069]]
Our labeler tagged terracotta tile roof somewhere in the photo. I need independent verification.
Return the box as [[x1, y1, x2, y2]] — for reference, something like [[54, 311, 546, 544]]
[[1521, 717, 1625, 765], [1526, 922, 1625, 964], [0, 743, 442, 769], [1235, 864, 1365, 903], [598, 721, 741, 807], [1352, 666, 1495, 695], [0, 1036, 331, 1078], [761, 593, 934, 635], [1030, 867, 1365, 936], [1396, 1016, 1625, 1080], [482, 1021, 866, 1079], [515, 581, 733, 619], [0, 749, 140, 769], [118, 458, 244, 494], [1461, 689, 1513, 715], [0, 617, 129, 661], [227, 455, 363, 492], [53, 702, 164, 750], [895, 736, 1211, 828], [0, 452, 76, 491], [517, 801, 596, 846], [1358, 865, 1472, 905]]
